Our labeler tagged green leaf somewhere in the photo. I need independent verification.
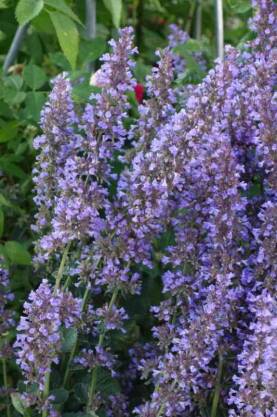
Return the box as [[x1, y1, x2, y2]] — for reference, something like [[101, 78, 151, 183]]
[[0, 101, 13, 118], [32, 9, 55, 33], [24, 91, 46, 122], [227, 0, 252, 13], [0, 208, 4, 238], [0, 158, 27, 179], [15, 0, 44, 25], [5, 75, 23, 90], [49, 11, 79, 69], [0, 193, 13, 208], [23, 64, 47, 90], [3, 87, 26, 105], [44, 0, 82, 24], [72, 83, 99, 104], [74, 382, 88, 404], [61, 327, 77, 352], [0, 0, 9, 9], [96, 368, 120, 397], [175, 39, 202, 53], [11, 392, 25, 415], [79, 38, 106, 66], [102, 0, 122, 28], [49, 52, 71, 70], [51, 388, 69, 404], [0, 121, 18, 143], [5, 241, 31, 265]]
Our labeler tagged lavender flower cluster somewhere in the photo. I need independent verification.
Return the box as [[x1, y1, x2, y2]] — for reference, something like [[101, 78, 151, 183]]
[[14, 279, 81, 391], [9, 1, 277, 416]]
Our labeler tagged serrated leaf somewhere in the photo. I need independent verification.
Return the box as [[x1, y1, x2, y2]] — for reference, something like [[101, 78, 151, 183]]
[[51, 388, 69, 404], [61, 327, 77, 352], [49, 11, 79, 69], [11, 392, 25, 415], [103, 0, 122, 28], [15, 0, 44, 25], [0, 208, 4, 237], [23, 64, 47, 90], [45, 0, 82, 24], [0, 121, 18, 143], [5, 241, 31, 265]]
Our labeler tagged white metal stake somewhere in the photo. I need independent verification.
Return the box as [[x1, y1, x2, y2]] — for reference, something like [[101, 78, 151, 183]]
[[215, 0, 224, 60]]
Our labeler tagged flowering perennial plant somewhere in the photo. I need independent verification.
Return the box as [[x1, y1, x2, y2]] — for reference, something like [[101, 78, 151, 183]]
[[4, 1, 277, 416]]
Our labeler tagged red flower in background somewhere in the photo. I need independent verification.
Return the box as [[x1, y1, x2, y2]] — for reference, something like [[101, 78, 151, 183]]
[[134, 83, 144, 103]]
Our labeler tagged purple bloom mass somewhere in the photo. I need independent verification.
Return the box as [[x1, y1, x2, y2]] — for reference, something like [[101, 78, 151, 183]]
[[14, 1, 276, 415], [131, 0, 277, 415], [33, 27, 137, 261], [228, 291, 277, 417], [14, 280, 81, 391]]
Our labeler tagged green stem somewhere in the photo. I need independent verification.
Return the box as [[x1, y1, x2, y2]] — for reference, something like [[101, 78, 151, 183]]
[[55, 243, 71, 291], [211, 353, 223, 417], [42, 243, 71, 415], [86, 288, 119, 412], [156, 380, 177, 417], [2, 359, 11, 417], [185, 1, 196, 34], [41, 372, 50, 417], [62, 286, 90, 387]]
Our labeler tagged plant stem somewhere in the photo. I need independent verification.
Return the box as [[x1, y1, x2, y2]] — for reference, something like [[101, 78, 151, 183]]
[[3, 24, 29, 74], [41, 372, 50, 417], [55, 243, 71, 291], [156, 380, 177, 417], [215, 0, 224, 59], [211, 353, 223, 417], [185, 1, 196, 34], [62, 286, 90, 387], [2, 359, 11, 417], [86, 288, 119, 412], [42, 243, 71, 415]]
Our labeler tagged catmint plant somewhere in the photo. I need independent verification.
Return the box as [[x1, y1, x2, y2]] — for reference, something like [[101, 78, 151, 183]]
[[10, 1, 277, 416]]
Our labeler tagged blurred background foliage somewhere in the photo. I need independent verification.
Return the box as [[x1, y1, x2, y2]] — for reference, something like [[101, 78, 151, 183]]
[[0, 0, 252, 308]]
